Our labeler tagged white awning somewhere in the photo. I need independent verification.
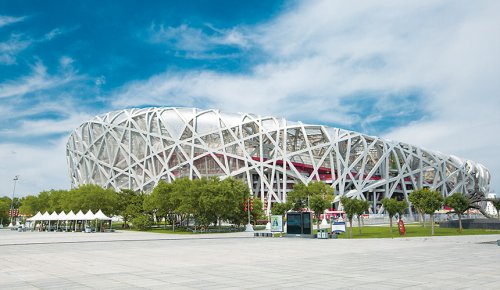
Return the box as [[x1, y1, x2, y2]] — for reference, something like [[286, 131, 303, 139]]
[[94, 209, 111, 220], [66, 210, 77, 220], [58, 211, 67, 221], [75, 210, 85, 220], [83, 209, 94, 220], [27, 211, 42, 221], [49, 211, 59, 221], [41, 211, 50, 220]]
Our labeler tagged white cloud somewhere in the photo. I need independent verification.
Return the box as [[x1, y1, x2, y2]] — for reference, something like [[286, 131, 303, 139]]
[[0, 60, 79, 99], [1, 1, 498, 197], [148, 23, 250, 54], [1, 112, 92, 137], [0, 57, 89, 196], [0, 15, 25, 28], [114, 0, 500, 193], [44, 28, 63, 40], [0, 34, 32, 65], [0, 138, 70, 197], [0, 25, 74, 65]]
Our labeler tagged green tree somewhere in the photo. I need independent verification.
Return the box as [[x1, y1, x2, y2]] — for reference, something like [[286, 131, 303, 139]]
[[287, 181, 334, 231], [395, 199, 408, 219], [185, 178, 206, 230], [70, 184, 118, 215], [445, 192, 470, 231], [354, 199, 370, 235], [250, 197, 264, 225], [340, 196, 357, 238], [131, 214, 152, 230], [0, 197, 11, 226], [382, 198, 409, 235], [421, 189, 444, 235], [34, 191, 51, 213], [47, 190, 71, 213], [491, 199, 500, 220], [149, 180, 177, 230], [340, 197, 370, 238], [173, 179, 194, 228], [233, 179, 251, 227], [286, 183, 309, 211], [197, 177, 222, 228], [117, 189, 144, 228], [409, 188, 429, 226], [308, 181, 334, 232], [218, 177, 250, 227], [271, 202, 290, 216], [19, 195, 41, 216]]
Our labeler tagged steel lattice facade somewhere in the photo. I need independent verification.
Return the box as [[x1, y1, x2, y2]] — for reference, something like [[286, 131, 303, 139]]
[[66, 107, 490, 214]]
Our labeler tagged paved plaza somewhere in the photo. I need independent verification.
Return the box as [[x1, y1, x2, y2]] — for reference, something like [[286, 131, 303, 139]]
[[1, 229, 499, 289]]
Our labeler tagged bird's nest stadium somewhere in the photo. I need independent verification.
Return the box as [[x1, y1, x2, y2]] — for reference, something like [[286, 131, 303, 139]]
[[66, 107, 490, 214]]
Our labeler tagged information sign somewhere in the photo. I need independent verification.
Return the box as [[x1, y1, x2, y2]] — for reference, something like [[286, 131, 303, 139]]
[[332, 221, 346, 233], [270, 215, 283, 232]]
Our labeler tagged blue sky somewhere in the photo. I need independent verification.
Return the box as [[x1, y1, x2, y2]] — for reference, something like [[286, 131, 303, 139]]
[[1, 0, 499, 197]]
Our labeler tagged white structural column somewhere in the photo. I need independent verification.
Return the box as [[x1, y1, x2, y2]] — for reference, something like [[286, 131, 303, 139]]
[[66, 107, 491, 214]]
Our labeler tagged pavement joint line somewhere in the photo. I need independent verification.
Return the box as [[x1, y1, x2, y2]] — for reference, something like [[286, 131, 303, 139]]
[[0, 235, 253, 247]]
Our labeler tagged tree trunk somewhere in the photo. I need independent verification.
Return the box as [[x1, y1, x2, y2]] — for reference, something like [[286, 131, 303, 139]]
[[430, 213, 435, 235], [458, 213, 462, 232], [316, 214, 320, 236], [421, 210, 426, 227], [357, 215, 362, 235], [389, 215, 393, 235], [349, 218, 353, 239]]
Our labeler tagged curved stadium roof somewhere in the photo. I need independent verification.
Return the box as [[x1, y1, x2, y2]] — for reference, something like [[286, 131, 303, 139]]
[[66, 107, 490, 214]]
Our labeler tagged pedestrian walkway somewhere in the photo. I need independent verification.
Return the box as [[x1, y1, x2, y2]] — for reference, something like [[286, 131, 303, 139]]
[[1, 229, 499, 289]]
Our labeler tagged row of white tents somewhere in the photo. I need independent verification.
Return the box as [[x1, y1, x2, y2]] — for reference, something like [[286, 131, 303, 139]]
[[24, 209, 112, 232], [27, 209, 112, 222]]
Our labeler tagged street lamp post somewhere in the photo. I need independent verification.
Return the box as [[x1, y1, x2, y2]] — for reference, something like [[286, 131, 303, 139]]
[[9, 175, 19, 226]]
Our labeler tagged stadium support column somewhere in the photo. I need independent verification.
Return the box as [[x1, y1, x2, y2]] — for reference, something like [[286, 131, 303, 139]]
[[259, 118, 265, 206], [384, 145, 390, 200], [282, 120, 287, 203], [189, 111, 196, 180], [128, 124, 132, 190]]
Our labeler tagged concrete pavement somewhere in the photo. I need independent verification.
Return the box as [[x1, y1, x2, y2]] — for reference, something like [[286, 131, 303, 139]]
[[1, 229, 499, 289]]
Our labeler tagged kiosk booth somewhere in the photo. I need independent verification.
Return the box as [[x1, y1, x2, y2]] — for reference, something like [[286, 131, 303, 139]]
[[286, 212, 313, 237]]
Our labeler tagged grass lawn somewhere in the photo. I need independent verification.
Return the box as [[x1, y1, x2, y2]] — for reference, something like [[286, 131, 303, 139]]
[[113, 223, 263, 234], [149, 228, 195, 234], [334, 223, 500, 239]]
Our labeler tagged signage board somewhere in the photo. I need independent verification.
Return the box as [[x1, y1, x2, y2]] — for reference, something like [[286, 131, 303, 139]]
[[270, 215, 283, 232], [332, 221, 346, 233]]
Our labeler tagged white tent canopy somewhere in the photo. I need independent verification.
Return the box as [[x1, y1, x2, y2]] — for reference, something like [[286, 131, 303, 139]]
[[26, 210, 113, 233], [83, 210, 95, 220], [49, 211, 59, 221], [58, 211, 67, 220], [27, 211, 42, 221], [27, 210, 113, 221], [94, 209, 112, 220], [41, 211, 50, 220], [75, 210, 85, 220], [66, 210, 77, 220]]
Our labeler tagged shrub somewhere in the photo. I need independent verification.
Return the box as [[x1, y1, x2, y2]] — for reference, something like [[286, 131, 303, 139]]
[[132, 215, 152, 230]]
